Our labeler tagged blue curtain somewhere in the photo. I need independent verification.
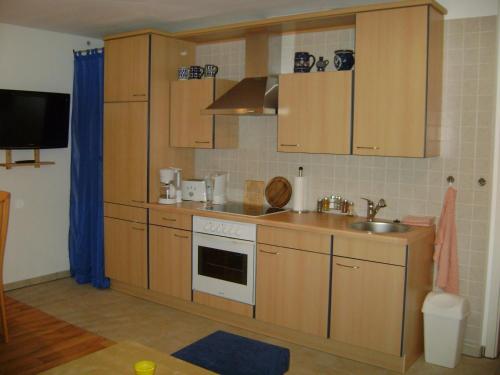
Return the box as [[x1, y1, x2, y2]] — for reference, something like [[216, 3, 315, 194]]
[[69, 49, 109, 288]]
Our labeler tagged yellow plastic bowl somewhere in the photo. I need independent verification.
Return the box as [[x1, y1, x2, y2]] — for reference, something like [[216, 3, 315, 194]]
[[134, 360, 156, 375]]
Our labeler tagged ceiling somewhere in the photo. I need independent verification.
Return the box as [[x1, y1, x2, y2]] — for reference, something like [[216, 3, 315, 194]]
[[0, 0, 390, 38]]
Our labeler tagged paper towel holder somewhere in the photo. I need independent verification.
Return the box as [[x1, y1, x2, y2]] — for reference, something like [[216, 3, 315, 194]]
[[292, 166, 309, 214]]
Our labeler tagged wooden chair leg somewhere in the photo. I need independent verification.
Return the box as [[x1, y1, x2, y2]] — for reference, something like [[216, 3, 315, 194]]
[[0, 290, 8, 343]]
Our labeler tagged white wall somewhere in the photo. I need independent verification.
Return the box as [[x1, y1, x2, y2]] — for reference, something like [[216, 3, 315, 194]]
[[0, 23, 102, 284], [440, 0, 498, 19]]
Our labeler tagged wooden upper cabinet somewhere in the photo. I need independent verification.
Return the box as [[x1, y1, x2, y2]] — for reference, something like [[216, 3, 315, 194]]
[[170, 79, 238, 149], [256, 244, 330, 337], [170, 79, 214, 148], [331, 256, 405, 355], [353, 6, 443, 157], [278, 71, 352, 154], [104, 102, 148, 206], [104, 35, 150, 102]]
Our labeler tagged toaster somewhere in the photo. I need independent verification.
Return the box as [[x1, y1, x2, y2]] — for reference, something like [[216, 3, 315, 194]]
[[181, 179, 207, 202]]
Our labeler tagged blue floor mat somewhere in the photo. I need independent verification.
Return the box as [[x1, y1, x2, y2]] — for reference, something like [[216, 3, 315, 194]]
[[172, 330, 290, 375]]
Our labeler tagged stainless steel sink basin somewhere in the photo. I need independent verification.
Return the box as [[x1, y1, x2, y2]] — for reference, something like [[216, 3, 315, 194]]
[[350, 221, 410, 233]]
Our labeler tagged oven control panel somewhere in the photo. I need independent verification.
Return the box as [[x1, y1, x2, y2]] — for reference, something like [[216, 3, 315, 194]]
[[193, 216, 256, 242]]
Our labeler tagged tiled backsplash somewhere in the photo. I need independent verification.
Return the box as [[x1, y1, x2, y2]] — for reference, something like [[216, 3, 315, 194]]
[[195, 17, 497, 354]]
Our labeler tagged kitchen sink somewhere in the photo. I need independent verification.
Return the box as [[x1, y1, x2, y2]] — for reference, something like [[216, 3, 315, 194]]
[[350, 221, 410, 233]]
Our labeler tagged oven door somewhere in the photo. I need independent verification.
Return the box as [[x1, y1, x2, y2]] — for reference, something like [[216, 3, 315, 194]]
[[192, 232, 255, 305]]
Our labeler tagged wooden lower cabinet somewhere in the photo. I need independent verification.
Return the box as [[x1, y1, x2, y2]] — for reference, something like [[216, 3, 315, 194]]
[[149, 225, 192, 301], [104, 217, 147, 288], [331, 256, 405, 355], [256, 244, 330, 337]]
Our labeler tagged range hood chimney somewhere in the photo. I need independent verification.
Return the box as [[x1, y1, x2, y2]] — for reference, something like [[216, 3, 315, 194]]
[[202, 33, 279, 116]]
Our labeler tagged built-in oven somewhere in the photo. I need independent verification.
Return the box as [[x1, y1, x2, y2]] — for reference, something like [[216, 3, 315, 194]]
[[192, 216, 256, 305]]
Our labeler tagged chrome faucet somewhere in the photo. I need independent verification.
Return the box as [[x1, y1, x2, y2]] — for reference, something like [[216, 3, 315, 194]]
[[361, 198, 387, 222]]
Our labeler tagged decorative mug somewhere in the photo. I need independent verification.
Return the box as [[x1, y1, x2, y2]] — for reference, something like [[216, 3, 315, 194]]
[[189, 65, 205, 79], [204, 64, 219, 78], [178, 66, 189, 80], [294, 52, 316, 73], [316, 56, 330, 72], [334, 50, 355, 71]]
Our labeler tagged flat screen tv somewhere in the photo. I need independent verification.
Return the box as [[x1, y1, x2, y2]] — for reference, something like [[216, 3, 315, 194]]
[[0, 89, 70, 149]]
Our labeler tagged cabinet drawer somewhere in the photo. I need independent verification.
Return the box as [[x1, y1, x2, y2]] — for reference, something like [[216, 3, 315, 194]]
[[149, 210, 192, 230], [104, 203, 147, 223], [258, 226, 330, 254], [334, 236, 406, 266]]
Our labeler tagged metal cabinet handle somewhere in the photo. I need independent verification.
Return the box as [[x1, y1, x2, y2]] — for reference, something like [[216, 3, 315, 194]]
[[336, 263, 360, 269], [280, 144, 299, 147], [131, 199, 145, 203], [174, 234, 189, 239], [356, 146, 380, 150], [260, 249, 280, 255], [162, 217, 177, 222], [195, 141, 210, 144], [132, 226, 145, 231], [132, 94, 146, 97]]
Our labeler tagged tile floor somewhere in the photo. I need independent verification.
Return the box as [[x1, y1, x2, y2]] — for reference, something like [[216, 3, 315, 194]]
[[7, 278, 500, 375]]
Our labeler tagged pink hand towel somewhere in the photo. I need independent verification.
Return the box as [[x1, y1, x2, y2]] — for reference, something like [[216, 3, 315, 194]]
[[433, 186, 459, 294]]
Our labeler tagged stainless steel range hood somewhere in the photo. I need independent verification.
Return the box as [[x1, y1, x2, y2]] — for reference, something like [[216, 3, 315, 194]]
[[202, 33, 279, 116], [202, 76, 278, 115]]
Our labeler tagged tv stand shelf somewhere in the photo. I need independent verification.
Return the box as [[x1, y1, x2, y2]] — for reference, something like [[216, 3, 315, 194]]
[[0, 150, 55, 169]]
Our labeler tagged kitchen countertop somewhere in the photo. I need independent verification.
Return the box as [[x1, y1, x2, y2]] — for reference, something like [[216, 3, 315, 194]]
[[145, 202, 434, 246]]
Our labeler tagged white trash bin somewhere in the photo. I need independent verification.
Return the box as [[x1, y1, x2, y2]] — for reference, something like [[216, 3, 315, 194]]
[[422, 292, 470, 368]]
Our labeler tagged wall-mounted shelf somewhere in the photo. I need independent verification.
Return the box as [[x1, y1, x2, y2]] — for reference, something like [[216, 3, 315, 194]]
[[0, 150, 55, 169]]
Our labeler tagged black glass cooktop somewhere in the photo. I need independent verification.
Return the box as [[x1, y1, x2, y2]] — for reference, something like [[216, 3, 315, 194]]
[[201, 202, 287, 217]]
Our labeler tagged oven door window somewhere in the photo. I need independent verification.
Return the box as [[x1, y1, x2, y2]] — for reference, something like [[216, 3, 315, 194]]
[[198, 245, 248, 285]]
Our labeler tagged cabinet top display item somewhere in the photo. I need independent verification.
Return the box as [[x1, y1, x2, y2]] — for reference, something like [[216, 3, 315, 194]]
[[104, 0, 446, 44]]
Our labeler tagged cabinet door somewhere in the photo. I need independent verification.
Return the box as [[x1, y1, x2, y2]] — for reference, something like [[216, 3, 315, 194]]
[[104, 102, 148, 206], [278, 71, 352, 154], [149, 225, 192, 300], [104, 35, 149, 102], [170, 80, 214, 148], [353, 6, 428, 157], [331, 256, 405, 355], [256, 244, 329, 337], [104, 217, 147, 288]]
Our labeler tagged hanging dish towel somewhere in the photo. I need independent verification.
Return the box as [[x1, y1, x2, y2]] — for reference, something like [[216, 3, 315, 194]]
[[433, 186, 459, 294]]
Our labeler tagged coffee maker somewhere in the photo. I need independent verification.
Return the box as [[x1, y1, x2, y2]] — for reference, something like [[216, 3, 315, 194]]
[[158, 168, 182, 204]]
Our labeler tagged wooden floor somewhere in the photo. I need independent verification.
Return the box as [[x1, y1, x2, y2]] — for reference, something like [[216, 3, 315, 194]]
[[0, 296, 113, 374], [6, 279, 500, 375]]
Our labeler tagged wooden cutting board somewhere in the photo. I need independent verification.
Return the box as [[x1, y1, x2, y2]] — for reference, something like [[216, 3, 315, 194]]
[[244, 180, 265, 206], [265, 177, 292, 208]]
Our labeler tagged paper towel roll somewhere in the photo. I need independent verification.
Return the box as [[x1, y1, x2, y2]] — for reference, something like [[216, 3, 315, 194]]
[[293, 176, 306, 212]]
